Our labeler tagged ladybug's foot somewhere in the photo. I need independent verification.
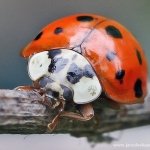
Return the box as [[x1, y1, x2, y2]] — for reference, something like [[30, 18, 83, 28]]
[[47, 113, 61, 132]]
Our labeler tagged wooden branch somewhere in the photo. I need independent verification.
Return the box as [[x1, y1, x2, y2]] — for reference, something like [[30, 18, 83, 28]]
[[0, 89, 48, 134], [0, 88, 150, 142]]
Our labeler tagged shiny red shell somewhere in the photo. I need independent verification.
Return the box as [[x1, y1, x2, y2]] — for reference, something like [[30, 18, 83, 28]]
[[21, 13, 148, 104]]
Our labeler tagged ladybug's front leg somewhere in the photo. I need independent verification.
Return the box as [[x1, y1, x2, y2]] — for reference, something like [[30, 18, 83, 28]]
[[47, 98, 65, 131], [15, 85, 35, 91], [47, 103, 94, 131], [15, 81, 41, 92], [60, 103, 94, 121]]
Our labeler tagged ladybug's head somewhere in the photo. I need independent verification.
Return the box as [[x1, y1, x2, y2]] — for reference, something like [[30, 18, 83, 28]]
[[28, 49, 102, 105]]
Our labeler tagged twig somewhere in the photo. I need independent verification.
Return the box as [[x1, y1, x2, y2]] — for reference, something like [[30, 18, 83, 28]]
[[0, 89, 150, 143]]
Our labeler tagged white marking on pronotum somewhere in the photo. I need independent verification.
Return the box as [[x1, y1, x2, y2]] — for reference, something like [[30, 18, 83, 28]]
[[28, 49, 102, 104], [28, 51, 51, 81]]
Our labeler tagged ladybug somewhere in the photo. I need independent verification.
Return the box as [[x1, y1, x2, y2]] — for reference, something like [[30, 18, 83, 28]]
[[20, 14, 148, 131]]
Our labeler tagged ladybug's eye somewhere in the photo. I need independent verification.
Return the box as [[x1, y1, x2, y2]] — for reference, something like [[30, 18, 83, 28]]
[[28, 51, 51, 81]]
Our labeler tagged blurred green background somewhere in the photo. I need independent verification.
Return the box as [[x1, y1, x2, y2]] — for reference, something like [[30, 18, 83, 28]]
[[0, 0, 149, 88]]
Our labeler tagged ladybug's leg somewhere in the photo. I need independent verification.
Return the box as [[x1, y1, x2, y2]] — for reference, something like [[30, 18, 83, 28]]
[[47, 112, 62, 131], [15, 81, 41, 92], [15, 85, 35, 91], [48, 103, 94, 131], [47, 99, 65, 131], [60, 103, 94, 121]]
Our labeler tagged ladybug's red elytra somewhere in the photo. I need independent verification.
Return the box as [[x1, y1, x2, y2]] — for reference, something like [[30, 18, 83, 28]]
[[19, 14, 148, 131]]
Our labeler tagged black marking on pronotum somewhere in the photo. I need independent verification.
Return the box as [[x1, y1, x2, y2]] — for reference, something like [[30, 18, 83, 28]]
[[61, 85, 73, 101], [77, 16, 94, 22], [134, 78, 143, 98], [106, 51, 117, 61], [55, 57, 69, 73], [66, 63, 83, 84], [54, 27, 63, 34], [136, 49, 142, 65], [48, 59, 56, 73], [105, 25, 122, 38], [48, 49, 61, 59], [48, 57, 68, 73], [83, 64, 95, 78], [115, 69, 125, 80], [34, 32, 43, 40]]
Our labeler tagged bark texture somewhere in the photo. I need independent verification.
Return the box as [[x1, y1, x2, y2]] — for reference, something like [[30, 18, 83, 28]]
[[0, 89, 150, 142]]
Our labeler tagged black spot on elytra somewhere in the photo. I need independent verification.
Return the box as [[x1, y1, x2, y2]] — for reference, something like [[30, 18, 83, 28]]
[[67, 63, 83, 84], [136, 49, 142, 65], [115, 69, 125, 80], [54, 27, 63, 34], [48, 49, 61, 59], [83, 64, 95, 78], [134, 79, 143, 98], [106, 51, 117, 61], [105, 25, 122, 38], [34, 32, 43, 40], [77, 16, 94, 22], [48, 57, 68, 73], [61, 85, 73, 101]]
